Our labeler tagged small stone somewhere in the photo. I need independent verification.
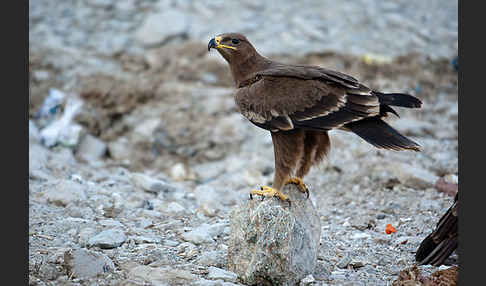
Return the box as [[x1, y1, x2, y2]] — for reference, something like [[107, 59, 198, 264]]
[[135, 11, 188, 47], [76, 134, 107, 162], [337, 255, 352, 269], [181, 226, 215, 245], [78, 228, 98, 247], [195, 250, 227, 267], [165, 202, 187, 215], [131, 172, 176, 194], [228, 183, 321, 286], [376, 214, 386, 220], [300, 274, 315, 285], [129, 265, 196, 284], [43, 180, 87, 207], [63, 248, 115, 278], [351, 232, 371, 240], [391, 163, 438, 189], [170, 163, 188, 181], [88, 229, 127, 249], [207, 266, 238, 283], [350, 260, 365, 269]]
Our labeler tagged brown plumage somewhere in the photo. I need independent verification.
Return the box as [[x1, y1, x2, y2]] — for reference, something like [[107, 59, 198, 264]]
[[416, 193, 458, 266], [208, 33, 422, 202]]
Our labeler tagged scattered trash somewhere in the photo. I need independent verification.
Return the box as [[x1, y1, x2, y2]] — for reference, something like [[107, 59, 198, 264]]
[[452, 56, 458, 72], [361, 53, 392, 65], [385, 224, 397, 234], [35, 88, 66, 127], [39, 92, 84, 148]]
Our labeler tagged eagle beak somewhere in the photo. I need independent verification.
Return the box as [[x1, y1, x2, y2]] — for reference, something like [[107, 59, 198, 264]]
[[208, 36, 237, 52], [208, 38, 217, 51]]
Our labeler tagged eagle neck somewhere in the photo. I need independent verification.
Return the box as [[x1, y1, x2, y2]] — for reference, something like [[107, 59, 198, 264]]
[[231, 53, 271, 88]]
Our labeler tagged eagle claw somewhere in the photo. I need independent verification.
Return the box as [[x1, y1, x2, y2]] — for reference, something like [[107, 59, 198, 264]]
[[249, 186, 291, 207], [285, 178, 310, 198]]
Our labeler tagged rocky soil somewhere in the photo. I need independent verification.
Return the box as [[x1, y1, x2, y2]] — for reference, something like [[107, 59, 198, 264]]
[[29, 0, 458, 285]]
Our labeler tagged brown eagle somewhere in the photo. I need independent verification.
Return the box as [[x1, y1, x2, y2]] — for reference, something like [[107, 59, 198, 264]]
[[415, 193, 458, 266], [208, 33, 422, 204]]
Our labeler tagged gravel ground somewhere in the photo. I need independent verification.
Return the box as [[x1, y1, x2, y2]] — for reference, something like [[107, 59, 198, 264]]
[[29, 1, 458, 285]]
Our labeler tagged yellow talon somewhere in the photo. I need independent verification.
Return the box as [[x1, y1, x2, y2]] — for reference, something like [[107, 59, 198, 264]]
[[249, 186, 291, 206], [285, 178, 309, 198]]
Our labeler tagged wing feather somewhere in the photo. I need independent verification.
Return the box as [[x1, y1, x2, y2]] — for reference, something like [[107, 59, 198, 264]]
[[235, 66, 380, 132]]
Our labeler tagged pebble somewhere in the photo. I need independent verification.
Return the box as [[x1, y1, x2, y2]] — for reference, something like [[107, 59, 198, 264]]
[[181, 226, 215, 245], [43, 180, 87, 207], [128, 265, 197, 284], [131, 172, 177, 194], [391, 162, 439, 189], [63, 248, 115, 278], [337, 255, 352, 269], [207, 266, 238, 282], [88, 229, 127, 249], [76, 133, 107, 162]]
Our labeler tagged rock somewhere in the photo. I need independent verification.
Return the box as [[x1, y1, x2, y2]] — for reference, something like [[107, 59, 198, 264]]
[[131, 172, 177, 194], [63, 248, 115, 278], [38, 263, 61, 281], [391, 163, 439, 189], [337, 255, 352, 269], [134, 11, 188, 47], [435, 177, 458, 197], [164, 202, 187, 215], [88, 229, 127, 249], [78, 227, 98, 247], [228, 184, 321, 286], [207, 266, 238, 283], [195, 250, 227, 267], [30, 120, 40, 142], [300, 274, 315, 285], [43, 179, 87, 207], [313, 261, 331, 280], [128, 265, 196, 285], [76, 134, 107, 162], [170, 163, 188, 181], [181, 225, 215, 245]]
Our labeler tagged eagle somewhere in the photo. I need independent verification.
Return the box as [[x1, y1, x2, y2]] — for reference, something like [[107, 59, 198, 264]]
[[208, 33, 422, 204], [415, 193, 458, 266]]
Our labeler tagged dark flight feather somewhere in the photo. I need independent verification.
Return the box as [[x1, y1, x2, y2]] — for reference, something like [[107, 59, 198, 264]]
[[415, 194, 458, 266], [345, 117, 421, 151]]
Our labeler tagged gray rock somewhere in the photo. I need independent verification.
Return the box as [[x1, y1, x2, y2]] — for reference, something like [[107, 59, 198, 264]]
[[300, 274, 315, 285], [43, 179, 87, 207], [63, 248, 115, 278], [181, 225, 215, 245], [131, 172, 177, 194], [207, 266, 238, 283], [313, 261, 331, 280], [228, 184, 321, 286], [128, 265, 196, 284], [337, 255, 352, 269], [76, 134, 107, 162], [391, 162, 439, 189], [134, 10, 188, 47], [88, 229, 127, 249], [195, 250, 227, 267]]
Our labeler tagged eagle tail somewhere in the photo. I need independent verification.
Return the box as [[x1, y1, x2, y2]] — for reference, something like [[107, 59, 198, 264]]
[[375, 92, 422, 108], [346, 117, 421, 151], [415, 194, 458, 266]]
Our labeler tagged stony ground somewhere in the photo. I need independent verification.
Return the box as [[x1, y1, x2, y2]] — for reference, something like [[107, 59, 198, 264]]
[[29, 1, 458, 285]]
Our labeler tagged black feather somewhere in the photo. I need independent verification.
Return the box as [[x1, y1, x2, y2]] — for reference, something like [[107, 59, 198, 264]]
[[375, 92, 422, 108], [345, 117, 421, 151]]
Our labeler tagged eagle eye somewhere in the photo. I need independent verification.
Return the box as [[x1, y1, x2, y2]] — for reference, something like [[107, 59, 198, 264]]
[[232, 39, 240, 45]]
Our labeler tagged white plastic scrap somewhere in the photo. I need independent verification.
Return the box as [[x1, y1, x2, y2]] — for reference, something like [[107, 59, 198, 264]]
[[40, 92, 84, 148]]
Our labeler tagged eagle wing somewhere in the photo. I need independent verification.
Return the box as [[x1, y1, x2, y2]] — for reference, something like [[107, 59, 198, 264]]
[[235, 64, 381, 132]]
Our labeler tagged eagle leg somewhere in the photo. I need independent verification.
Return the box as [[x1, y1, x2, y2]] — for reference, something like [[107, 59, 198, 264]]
[[285, 177, 309, 198], [249, 186, 291, 207]]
